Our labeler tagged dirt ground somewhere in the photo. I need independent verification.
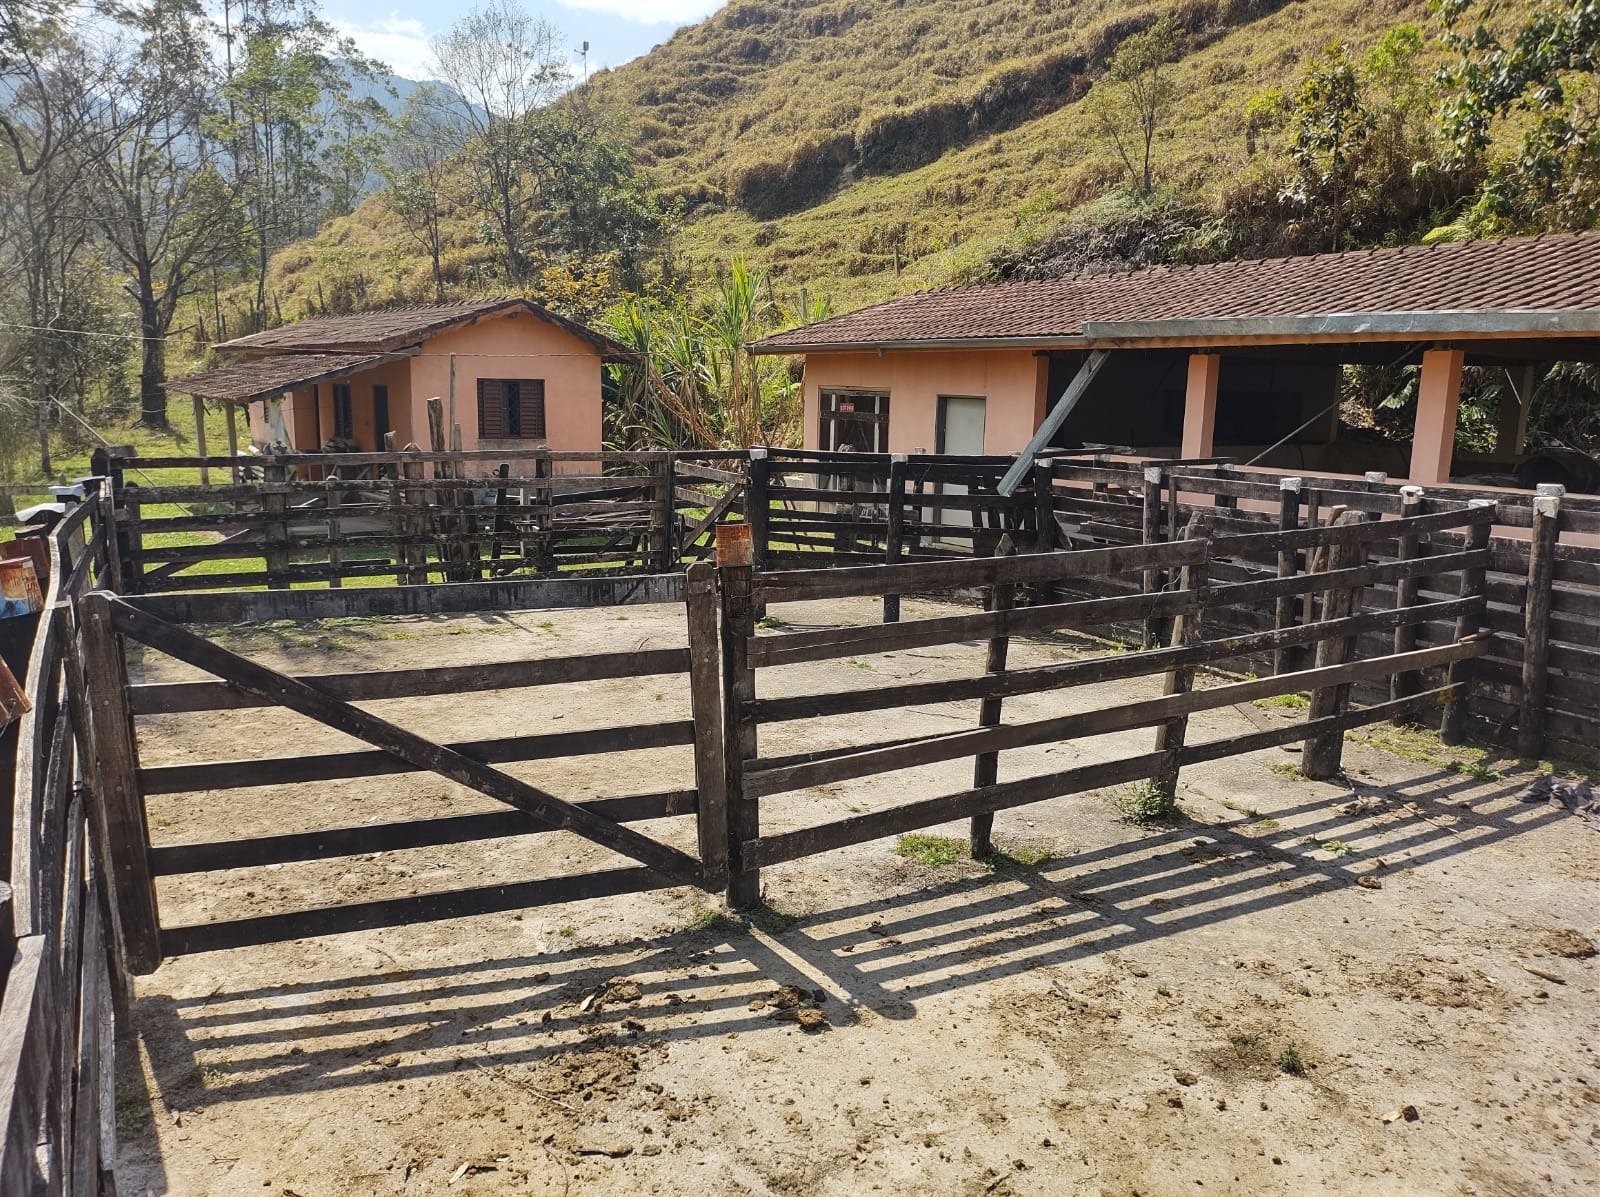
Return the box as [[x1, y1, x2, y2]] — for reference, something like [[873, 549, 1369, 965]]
[[114, 595, 1599, 1196]]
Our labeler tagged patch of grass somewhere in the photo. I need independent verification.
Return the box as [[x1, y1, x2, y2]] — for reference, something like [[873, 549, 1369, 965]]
[[983, 844, 1052, 872], [850, 658, 874, 671], [894, 833, 966, 868], [687, 905, 742, 936], [756, 614, 789, 630], [749, 903, 799, 936], [1321, 840, 1357, 857], [1228, 1032, 1264, 1058], [1276, 1043, 1306, 1076], [1254, 692, 1310, 710], [556, 925, 575, 938], [1156, 983, 1172, 997], [1110, 781, 1180, 825], [1346, 724, 1502, 781], [1269, 761, 1302, 779], [1211, 795, 1278, 827], [535, 620, 558, 635]]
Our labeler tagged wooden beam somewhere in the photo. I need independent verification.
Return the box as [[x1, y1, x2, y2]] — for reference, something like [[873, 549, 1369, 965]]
[[1180, 354, 1221, 460], [997, 349, 1108, 495], [1410, 348, 1464, 484]]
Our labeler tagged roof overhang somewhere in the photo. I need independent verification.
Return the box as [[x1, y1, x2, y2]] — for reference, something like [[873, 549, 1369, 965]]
[[1079, 308, 1600, 346], [752, 308, 1600, 356], [166, 351, 413, 404]]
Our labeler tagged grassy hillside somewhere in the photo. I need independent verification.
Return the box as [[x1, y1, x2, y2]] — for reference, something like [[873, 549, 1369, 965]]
[[255, 0, 1459, 319]]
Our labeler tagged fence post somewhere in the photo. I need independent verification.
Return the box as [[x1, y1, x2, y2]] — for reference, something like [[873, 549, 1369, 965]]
[[326, 472, 343, 589], [883, 454, 908, 623], [534, 451, 554, 573], [685, 562, 729, 888], [1151, 516, 1212, 800], [970, 537, 1016, 859], [1213, 462, 1236, 513], [1140, 465, 1164, 646], [1440, 503, 1495, 744], [716, 527, 760, 909], [1301, 509, 1369, 778], [401, 450, 428, 584], [1272, 476, 1303, 674], [262, 458, 290, 590], [1389, 486, 1426, 706], [746, 448, 770, 569], [77, 593, 161, 975], [656, 454, 677, 572], [1517, 486, 1561, 758]]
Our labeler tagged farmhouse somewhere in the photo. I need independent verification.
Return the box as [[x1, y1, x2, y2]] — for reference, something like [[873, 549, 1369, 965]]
[[168, 298, 634, 467], [752, 231, 1600, 487]]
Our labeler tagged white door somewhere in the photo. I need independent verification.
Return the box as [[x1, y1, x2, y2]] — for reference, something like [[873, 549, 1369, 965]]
[[936, 396, 986, 540]]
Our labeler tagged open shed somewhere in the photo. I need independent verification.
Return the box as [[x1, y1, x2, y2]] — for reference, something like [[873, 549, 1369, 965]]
[[751, 231, 1600, 488]]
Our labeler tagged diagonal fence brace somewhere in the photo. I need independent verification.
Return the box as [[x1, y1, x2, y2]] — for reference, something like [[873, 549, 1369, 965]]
[[102, 594, 708, 890]]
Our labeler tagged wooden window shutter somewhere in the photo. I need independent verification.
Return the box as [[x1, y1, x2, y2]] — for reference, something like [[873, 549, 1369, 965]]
[[477, 379, 505, 439], [519, 379, 546, 439]]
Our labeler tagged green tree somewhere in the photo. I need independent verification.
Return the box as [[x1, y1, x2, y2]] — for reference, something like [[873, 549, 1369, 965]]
[[429, 0, 571, 283], [381, 86, 467, 300], [1087, 16, 1184, 195], [1287, 42, 1372, 250], [79, 0, 244, 429], [1436, 0, 1600, 228]]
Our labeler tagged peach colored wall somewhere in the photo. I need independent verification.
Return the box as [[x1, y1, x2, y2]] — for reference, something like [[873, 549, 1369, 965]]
[[409, 311, 603, 473], [801, 350, 1048, 454], [311, 359, 415, 450]]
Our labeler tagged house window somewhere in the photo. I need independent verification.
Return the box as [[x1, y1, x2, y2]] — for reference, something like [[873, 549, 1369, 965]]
[[477, 379, 546, 440], [820, 389, 889, 453], [332, 383, 354, 440]]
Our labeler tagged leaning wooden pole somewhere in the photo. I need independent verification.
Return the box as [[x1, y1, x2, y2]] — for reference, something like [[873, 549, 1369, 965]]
[[1441, 501, 1495, 746]]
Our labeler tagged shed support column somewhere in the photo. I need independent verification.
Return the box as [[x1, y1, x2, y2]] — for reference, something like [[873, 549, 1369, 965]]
[[1409, 348, 1464, 484], [1180, 354, 1220, 460]]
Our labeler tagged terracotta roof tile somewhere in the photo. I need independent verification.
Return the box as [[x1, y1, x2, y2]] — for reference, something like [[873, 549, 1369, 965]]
[[215, 298, 634, 360], [167, 353, 399, 402], [752, 231, 1600, 352]]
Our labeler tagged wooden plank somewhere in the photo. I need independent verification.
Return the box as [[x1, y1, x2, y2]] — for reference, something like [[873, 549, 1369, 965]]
[[120, 573, 687, 624], [676, 462, 746, 486], [1389, 486, 1426, 704], [129, 647, 692, 715], [883, 456, 907, 623], [997, 349, 1109, 494], [106, 597, 705, 888], [1203, 547, 1490, 609], [1302, 511, 1369, 779], [1518, 489, 1562, 757], [970, 537, 1015, 858], [719, 557, 759, 908], [1179, 684, 1460, 765], [161, 866, 666, 956], [78, 594, 162, 975], [747, 597, 1477, 724], [1152, 518, 1211, 797], [150, 790, 697, 874], [140, 718, 699, 793], [1272, 477, 1302, 675], [745, 637, 1487, 799], [756, 538, 1205, 604], [1442, 510, 1494, 745], [685, 562, 728, 887], [748, 587, 1197, 669], [0, 936, 48, 1194], [743, 750, 1165, 869]]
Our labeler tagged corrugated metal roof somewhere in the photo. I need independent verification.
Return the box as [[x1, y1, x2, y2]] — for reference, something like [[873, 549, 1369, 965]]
[[752, 231, 1600, 353]]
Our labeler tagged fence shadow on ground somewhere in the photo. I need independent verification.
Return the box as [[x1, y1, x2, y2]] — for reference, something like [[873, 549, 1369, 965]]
[[126, 765, 1564, 1140]]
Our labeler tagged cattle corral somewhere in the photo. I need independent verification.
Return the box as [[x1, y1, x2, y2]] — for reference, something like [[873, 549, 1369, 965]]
[[118, 598, 1596, 1195], [2, 447, 1597, 1195]]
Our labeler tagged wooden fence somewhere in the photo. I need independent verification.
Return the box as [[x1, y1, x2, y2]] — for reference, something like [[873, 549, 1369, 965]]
[[0, 492, 120, 1195], [99, 448, 747, 593], [713, 504, 1497, 902], [1034, 457, 1599, 765]]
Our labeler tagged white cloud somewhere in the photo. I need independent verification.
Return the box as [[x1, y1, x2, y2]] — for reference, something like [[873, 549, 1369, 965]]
[[559, 1, 723, 24], [334, 15, 437, 81]]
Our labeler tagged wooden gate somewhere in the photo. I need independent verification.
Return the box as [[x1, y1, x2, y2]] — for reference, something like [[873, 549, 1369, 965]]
[[82, 569, 729, 975]]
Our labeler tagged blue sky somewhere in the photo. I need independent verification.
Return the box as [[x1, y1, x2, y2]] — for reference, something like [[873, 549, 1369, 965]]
[[322, 1, 726, 81]]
